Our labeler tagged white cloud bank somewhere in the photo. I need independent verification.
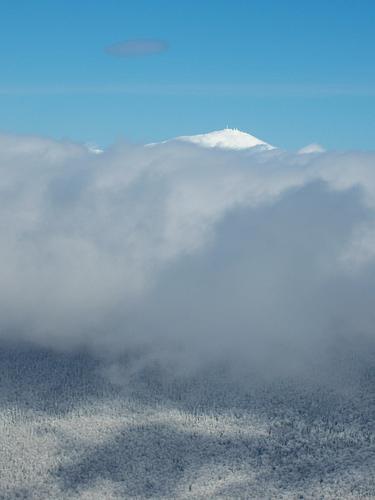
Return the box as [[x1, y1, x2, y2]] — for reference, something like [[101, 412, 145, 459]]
[[1, 132, 375, 373]]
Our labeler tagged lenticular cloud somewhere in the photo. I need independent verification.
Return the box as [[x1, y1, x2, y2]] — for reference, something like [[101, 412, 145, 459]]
[[0, 130, 375, 369]]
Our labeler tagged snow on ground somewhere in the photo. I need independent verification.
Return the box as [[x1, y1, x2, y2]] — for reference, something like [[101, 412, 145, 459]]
[[0, 341, 374, 499]]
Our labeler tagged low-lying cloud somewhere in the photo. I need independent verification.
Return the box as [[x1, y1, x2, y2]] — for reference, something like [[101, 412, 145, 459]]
[[1, 132, 375, 375], [105, 39, 168, 57]]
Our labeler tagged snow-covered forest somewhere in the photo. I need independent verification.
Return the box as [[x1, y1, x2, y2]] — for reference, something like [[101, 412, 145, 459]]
[[1, 337, 374, 499]]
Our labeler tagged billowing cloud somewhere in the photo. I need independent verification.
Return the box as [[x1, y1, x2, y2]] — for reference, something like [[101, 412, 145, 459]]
[[0, 132, 375, 376], [105, 39, 168, 57]]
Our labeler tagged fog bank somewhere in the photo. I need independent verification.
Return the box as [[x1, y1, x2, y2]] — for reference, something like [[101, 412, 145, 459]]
[[1, 132, 375, 373]]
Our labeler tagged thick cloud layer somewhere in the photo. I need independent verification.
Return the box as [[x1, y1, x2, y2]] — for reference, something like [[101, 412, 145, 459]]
[[1, 132, 375, 373]]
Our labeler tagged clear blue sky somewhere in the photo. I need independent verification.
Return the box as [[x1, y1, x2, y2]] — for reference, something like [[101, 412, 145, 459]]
[[0, 0, 374, 149]]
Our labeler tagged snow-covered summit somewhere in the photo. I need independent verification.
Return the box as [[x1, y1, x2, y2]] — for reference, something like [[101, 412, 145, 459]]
[[174, 128, 274, 150], [150, 128, 274, 151], [298, 143, 325, 154]]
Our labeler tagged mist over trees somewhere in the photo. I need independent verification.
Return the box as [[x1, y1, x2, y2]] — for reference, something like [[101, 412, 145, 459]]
[[1, 132, 375, 498]]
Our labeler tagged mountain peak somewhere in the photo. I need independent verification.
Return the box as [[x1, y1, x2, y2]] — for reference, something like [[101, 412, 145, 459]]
[[298, 143, 325, 154], [173, 128, 274, 151]]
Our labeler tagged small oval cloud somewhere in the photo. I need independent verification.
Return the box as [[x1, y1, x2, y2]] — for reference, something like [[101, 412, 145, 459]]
[[105, 39, 169, 57]]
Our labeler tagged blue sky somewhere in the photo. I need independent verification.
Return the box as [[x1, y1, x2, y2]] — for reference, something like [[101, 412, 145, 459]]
[[0, 0, 374, 149]]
